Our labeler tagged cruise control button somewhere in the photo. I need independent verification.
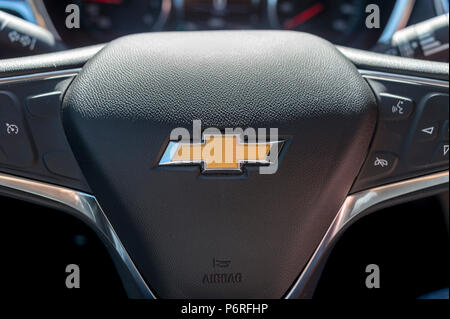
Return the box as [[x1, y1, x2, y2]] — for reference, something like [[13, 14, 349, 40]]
[[0, 118, 34, 167], [433, 142, 449, 165], [360, 152, 398, 180], [416, 122, 439, 141], [0, 92, 34, 167], [0, 119, 23, 139], [379, 93, 414, 120]]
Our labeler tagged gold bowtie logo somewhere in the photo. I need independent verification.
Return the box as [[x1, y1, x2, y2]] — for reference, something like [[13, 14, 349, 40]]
[[158, 134, 284, 173]]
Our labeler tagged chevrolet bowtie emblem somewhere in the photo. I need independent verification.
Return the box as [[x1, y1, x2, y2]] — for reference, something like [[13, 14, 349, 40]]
[[158, 134, 285, 173]]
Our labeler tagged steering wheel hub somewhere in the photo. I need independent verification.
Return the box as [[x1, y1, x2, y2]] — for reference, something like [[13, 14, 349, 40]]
[[62, 31, 377, 298]]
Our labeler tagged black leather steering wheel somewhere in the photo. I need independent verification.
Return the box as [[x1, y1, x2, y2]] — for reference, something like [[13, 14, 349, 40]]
[[0, 30, 448, 298]]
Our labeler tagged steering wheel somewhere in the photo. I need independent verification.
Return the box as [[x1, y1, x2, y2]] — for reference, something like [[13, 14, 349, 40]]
[[0, 31, 448, 298]]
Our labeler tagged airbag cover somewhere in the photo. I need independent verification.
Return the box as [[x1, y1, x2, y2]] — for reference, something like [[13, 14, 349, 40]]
[[62, 31, 376, 298]]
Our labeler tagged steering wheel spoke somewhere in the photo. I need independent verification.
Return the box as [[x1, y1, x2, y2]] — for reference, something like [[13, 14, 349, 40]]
[[0, 69, 89, 191], [351, 70, 449, 193], [0, 66, 154, 298]]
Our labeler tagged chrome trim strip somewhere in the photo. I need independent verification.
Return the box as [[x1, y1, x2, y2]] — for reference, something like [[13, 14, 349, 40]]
[[286, 171, 449, 299], [378, 0, 415, 44], [0, 172, 155, 299], [0, 68, 81, 84], [359, 69, 449, 88]]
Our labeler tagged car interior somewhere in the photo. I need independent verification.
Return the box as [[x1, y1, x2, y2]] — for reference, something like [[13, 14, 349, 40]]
[[0, 0, 448, 302]]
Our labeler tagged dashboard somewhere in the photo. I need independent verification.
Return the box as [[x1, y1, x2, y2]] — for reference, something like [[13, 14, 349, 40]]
[[0, 1, 448, 52], [44, 0, 396, 49], [32, 0, 407, 50]]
